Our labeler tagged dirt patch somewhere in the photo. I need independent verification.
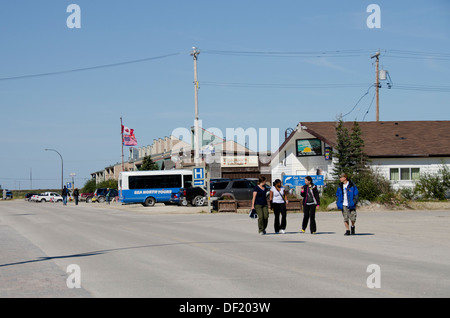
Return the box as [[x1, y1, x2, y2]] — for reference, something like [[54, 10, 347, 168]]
[[357, 201, 450, 211], [404, 201, 450, 210]]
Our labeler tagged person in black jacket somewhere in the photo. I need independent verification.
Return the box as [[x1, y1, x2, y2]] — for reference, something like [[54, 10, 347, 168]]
[[300, 176, 320, 234], [62, 186, 69, 206], [73, 188, 79, 205]]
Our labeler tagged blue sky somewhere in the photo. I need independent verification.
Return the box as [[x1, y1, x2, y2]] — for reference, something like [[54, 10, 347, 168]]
[[0, 0, 449, 190]]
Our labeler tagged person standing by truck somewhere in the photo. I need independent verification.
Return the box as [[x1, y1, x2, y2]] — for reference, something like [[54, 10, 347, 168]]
[[62, 186, 69, 206], [73, 188, 79, 205], [106, 188, 112, 204]]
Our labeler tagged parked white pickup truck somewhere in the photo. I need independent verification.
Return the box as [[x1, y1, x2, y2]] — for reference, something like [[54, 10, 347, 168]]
[[30, 192, 63, 202]]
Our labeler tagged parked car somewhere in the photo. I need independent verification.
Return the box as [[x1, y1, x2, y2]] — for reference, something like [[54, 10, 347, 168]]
[[30, 192, 63, 202], [79, 192, 94, 203], [94, 188, 118, 203], [210, 178, 258, 201]]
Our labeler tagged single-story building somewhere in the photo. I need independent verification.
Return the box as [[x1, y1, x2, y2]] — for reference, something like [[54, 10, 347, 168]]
[[271, 121, 450, 190]]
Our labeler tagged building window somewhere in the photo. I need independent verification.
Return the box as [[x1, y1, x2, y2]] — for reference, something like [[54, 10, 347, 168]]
[[411, 168, 420, 180], [401, 168, 410, 180], [390, 167, 420, 181], [390, 168, 399, 181]]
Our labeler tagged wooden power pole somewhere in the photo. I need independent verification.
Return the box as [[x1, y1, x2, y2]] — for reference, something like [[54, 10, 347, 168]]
[[371, 51, 380, 121]]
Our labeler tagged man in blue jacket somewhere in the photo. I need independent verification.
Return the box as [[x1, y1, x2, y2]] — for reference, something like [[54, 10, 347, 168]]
[[336, 173, 359, 236]]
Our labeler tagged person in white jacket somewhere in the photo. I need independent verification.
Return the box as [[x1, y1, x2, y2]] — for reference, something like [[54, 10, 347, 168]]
[[270, 179, 288, 234]]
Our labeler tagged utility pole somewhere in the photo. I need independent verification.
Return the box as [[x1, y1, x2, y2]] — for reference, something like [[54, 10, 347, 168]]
[[191, 47, 211, 212], [371, 51, 380, 121], [120, 117, 124, 171], [191, 47, 200, 165]]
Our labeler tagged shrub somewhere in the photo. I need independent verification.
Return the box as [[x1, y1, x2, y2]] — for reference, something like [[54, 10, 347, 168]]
[[414, 165, 450, 200], [81, 178, 118, 193], [399, 187, 419, 201]]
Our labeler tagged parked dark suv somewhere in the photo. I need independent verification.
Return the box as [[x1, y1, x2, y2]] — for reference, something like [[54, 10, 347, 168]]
[[210, 178, 258, 201]]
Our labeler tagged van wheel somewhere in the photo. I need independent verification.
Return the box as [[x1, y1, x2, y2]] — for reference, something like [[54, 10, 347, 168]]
[[144, 197, 156, 207]]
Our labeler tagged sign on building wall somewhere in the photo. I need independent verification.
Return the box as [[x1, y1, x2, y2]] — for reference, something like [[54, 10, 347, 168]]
[[221, 156, 259, 167], [283, 175, 324, 187], [324, 146, 332, 160]]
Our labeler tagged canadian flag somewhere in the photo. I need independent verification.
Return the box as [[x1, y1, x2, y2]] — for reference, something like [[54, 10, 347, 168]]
[[121, 125, 133, 135]]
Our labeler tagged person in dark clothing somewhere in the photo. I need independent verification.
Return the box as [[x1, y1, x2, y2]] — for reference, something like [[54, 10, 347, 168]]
[[300, 176, 320, 234], [106, 188, 111, 204], [73, 188, 79, 205], [62, 186, 69, 206], [252, 176, 269, 235]]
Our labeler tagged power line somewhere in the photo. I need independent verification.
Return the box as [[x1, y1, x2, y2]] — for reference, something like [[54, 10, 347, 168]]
[[386, 84, 450, 92], [203, 48, 450, 60], [0, 52, 185, 82], [201, 81, 372, 89], [362, 91, 377, 121], [203, 49, 374, 58], [342, 85, 374, 119], [1, 48, 448, 83], [382, 49, 450, 60], [202, 81, 450, 92]]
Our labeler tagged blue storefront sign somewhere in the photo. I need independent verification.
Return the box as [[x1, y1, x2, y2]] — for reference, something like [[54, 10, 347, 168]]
[[282, 175, 324, 187]]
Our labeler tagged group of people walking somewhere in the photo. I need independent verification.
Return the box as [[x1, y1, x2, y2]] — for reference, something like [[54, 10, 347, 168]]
[[61, 186, 80, 205], [251, 173, 359, 236]]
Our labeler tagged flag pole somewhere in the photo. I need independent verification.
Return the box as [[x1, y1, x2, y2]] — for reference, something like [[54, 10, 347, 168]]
[[120, 117, 124, 171]]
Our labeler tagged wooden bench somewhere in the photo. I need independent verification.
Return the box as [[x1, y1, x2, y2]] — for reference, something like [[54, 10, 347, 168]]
[[233, 199, 303, 212]]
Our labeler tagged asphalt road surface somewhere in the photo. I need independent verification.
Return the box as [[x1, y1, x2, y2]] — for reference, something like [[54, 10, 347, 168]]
[[1, 200, 450, 298]]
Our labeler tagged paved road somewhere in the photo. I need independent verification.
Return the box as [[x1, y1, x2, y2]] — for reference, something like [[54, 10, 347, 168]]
[[1, 200, 450, 298]]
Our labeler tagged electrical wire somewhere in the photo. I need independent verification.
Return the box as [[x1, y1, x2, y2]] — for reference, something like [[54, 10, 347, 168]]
[[203, 48, 450, 60], [0, 52, 185, 82], [383, 49, 450, 60], [362, 91, 377, 121], [382, 83, 450, 92], [202, 81, 450, 92], [201, 81, 372, 89], [342, 85, 374, 119], [202, 49, 375, 58]]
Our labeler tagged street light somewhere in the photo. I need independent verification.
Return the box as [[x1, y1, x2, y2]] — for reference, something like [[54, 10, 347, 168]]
[[45, 148, 63, 192]]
